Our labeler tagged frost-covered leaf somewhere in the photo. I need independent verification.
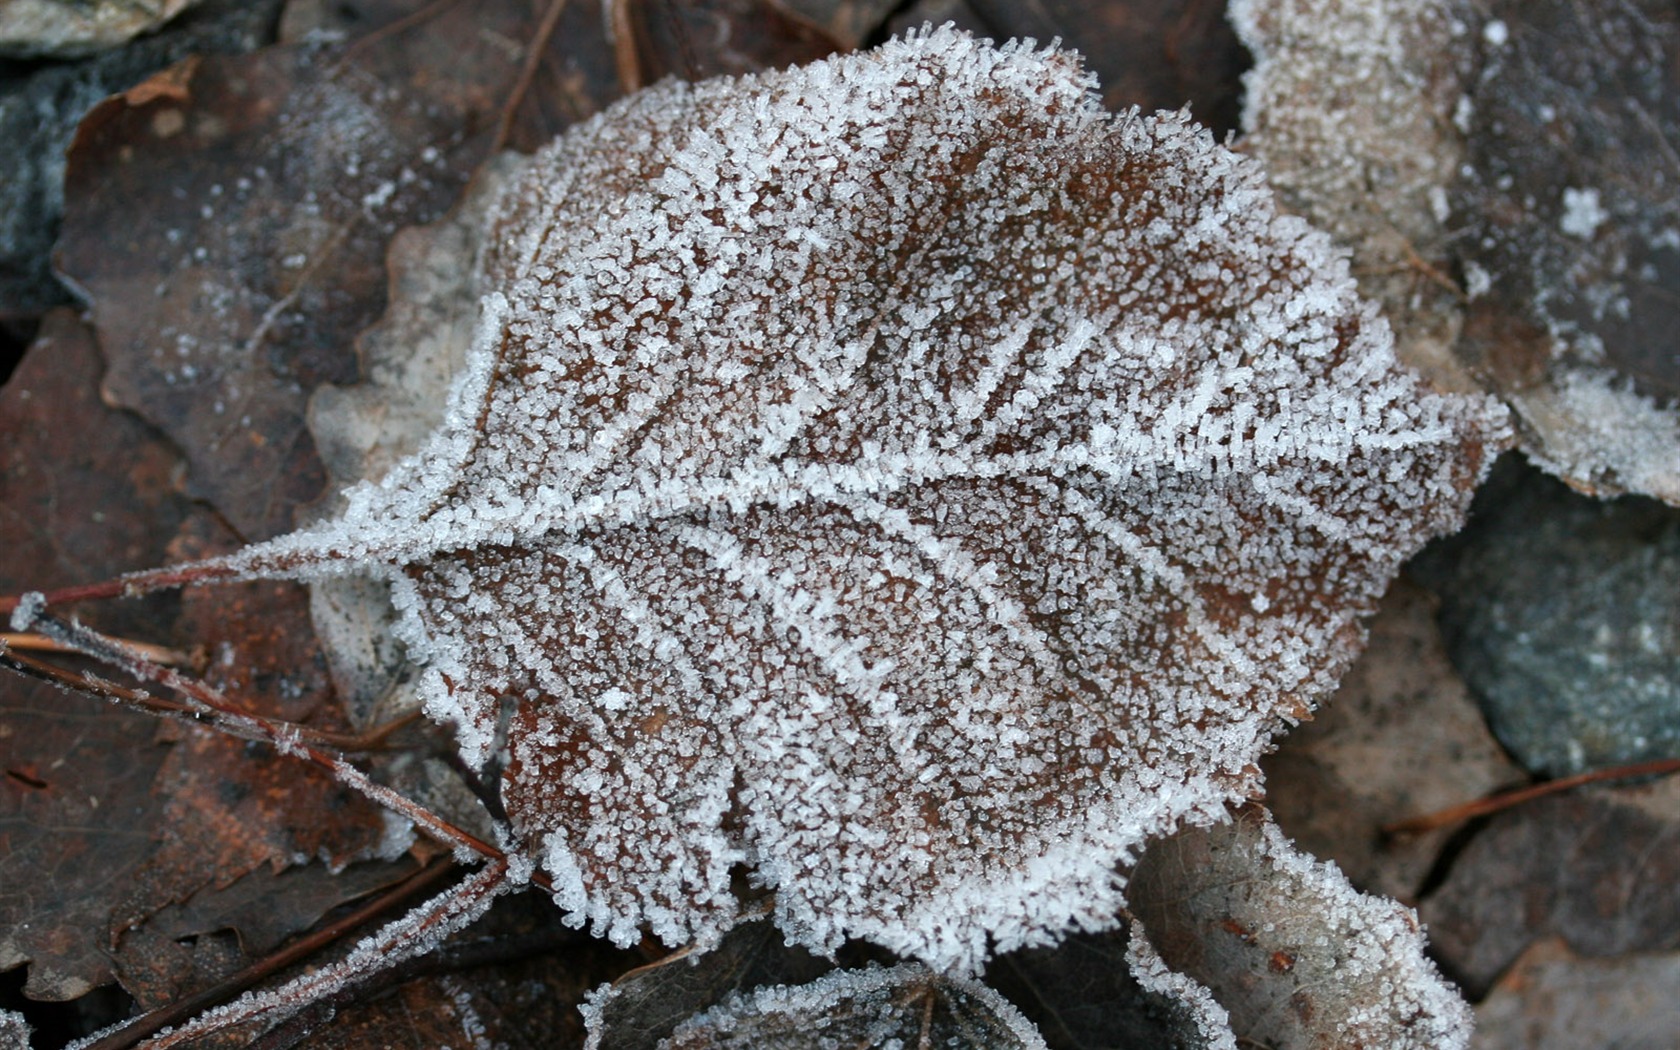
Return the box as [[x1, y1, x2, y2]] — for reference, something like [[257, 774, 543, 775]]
[[0, 1008, 28, 1050], [1128, 805, 1471, 1050], [654, 963, 1048, 1050], [159, 26, 1502, 973]]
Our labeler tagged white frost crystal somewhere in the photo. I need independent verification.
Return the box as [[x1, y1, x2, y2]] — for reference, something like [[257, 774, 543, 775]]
[[217, 27, 1506, 974]]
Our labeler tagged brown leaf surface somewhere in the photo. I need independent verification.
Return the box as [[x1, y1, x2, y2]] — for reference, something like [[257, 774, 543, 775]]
[[1129, 805, 1469, 1050], [614, 0, 842, 91], [0, 311, 191, 1001], [965, 0, 1245, 133], [1474, 938, 1680, 1050], [53, 0, 619, 540], [1420, 776, 1680, 997], [0, 314, 414, 1017]]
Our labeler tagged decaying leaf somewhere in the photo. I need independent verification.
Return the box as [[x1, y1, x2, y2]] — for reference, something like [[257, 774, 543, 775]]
[[1420, 775, 1680, 997], [1474, 938, 1680, 1050], [68, 24, 1506, 975], [1129, 805, 1471, 1050]]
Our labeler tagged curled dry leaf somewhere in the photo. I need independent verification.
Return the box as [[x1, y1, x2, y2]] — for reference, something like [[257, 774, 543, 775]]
[[1129, 805, 1471, 1050], [76, 25, 1506, 974]]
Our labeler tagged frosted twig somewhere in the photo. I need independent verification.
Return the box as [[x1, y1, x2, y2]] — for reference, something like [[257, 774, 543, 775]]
[[71, 859, 513, 1050]]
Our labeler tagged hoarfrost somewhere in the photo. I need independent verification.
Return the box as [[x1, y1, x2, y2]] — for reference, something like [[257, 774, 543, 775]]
[[1231, 0, 1480, 392], [195, 26, 1503, 973], [654, 963, 1049, 1050], [1131, 807, 1472, 1050]]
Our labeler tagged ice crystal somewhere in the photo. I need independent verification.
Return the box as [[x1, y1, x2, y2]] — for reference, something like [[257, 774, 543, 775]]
[[655, 963, 1049, 1050], [209, 26, 1505, 973]]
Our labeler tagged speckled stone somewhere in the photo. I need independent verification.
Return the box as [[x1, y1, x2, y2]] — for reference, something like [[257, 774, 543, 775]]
[[1415, 455, 1680, 776]]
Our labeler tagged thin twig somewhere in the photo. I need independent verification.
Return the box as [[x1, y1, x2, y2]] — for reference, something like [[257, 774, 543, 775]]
[[0, 644, 422, 753], [16, 611, 544, 888], [490, 0, 571, 153], [1, 631, 193, 666], [1383, 757, 1680, 835]]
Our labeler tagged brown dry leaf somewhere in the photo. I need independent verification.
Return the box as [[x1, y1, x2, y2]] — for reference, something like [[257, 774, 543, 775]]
[[1474, 938, 1680, 1050], [612, 0, 842, 91], [187, 24, 1502, 982], [0, 315, 414, 1018], [772, 0, 901, 49], [1262, 578, 1522, 902], [1420, 776, 1680, 997], [0, 312, 191, 1001], [1129, 805, 1470, 1050], [52, 0, 619, 540], [963, 0, 1246, 134]]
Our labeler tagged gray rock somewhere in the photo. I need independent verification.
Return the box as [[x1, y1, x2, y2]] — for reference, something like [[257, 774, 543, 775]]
[[1415, 455, 1680, 776], [0, 0, 204, 59], [0, 0, 279, 319]]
